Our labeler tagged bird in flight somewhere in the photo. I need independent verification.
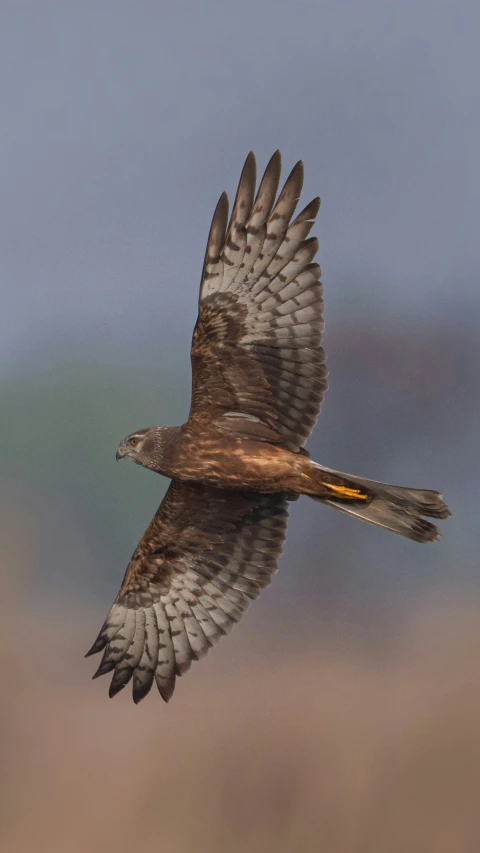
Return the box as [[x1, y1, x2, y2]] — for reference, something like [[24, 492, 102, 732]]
[[86, 152, 450, 703]]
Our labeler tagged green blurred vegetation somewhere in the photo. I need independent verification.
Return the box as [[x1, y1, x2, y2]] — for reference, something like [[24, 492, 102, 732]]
[[0, 355, 188, 596]]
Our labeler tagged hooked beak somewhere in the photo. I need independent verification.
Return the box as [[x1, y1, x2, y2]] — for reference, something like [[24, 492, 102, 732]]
[[116, 446, 126, 462]]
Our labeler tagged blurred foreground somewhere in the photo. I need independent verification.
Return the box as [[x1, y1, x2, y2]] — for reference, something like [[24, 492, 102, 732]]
[[2, 556, 479, 853]]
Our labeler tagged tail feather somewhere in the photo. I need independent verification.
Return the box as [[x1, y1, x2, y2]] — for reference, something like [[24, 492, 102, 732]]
[[310, 465, 450, 543]]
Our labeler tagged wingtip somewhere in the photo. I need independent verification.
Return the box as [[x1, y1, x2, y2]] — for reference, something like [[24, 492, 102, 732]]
[[132, 675, 154, 704], [132, 688, 148, 705], [264, 149, 282, 176], [156, 676, 176, 703], [275, 158, 304, 208], [108, 671, 133, 698], [291, 159, 304, 183], [204, 191, 229, 265], [92, 661, 114, 680], [242, 151, 257, 183], [85, 638, 105, 658], [292, 197, 321, 226], [216, 190, 229, 212]]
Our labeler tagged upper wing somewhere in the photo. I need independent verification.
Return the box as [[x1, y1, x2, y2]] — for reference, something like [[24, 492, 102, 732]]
[[86, 480, 289, 703], [189, 151, 327, 452]]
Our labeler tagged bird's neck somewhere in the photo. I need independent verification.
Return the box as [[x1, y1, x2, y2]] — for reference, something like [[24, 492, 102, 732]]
[[152, 425, 184, 475]]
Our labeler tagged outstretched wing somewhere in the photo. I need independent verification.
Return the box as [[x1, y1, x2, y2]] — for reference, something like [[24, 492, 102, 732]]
[[86, 481, 289, 703], [189, 151, 327, 453]]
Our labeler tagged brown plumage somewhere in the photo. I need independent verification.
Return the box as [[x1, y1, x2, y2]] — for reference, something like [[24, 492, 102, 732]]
[[87, 152, 450, 703]]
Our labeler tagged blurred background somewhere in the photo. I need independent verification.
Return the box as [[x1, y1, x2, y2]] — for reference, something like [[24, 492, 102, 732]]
[[1, 1, 479, 850]]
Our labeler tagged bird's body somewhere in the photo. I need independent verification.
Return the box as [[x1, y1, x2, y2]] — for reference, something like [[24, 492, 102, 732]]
[[88, 152, 450, 703], [164, 429, 302, 492], [126, 423, 369, 498]]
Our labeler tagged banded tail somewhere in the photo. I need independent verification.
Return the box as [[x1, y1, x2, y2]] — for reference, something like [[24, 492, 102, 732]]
[[307, 463, 450, 543]]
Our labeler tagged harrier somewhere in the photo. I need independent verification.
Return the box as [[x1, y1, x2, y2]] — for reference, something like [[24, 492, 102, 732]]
[[87, 152, 450, 703]]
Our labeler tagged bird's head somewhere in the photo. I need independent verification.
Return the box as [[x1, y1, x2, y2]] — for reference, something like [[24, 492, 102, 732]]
[[116, 428, 158, 469]]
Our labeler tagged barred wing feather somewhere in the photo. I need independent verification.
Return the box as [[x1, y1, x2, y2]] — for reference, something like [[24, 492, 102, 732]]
[[86, 481, 289, 703], [191, 151, 327, 453]]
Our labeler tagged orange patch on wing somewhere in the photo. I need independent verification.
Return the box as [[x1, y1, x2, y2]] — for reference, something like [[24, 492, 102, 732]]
[[324, 483, 368, 500]]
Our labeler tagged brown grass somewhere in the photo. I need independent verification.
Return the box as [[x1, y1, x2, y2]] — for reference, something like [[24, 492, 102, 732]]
[[1, 557, 480, 853]]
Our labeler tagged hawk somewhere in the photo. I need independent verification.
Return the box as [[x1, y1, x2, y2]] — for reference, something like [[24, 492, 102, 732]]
[[87, 152, 450, 703]]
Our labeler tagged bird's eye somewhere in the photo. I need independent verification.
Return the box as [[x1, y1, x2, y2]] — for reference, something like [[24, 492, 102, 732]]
[[129, 438, 138, 447]]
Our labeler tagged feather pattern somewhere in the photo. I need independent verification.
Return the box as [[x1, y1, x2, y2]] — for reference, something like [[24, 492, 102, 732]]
[[86, 151, 450, 704], [193, 151, 326, 451], [86, 481, 289, 702]]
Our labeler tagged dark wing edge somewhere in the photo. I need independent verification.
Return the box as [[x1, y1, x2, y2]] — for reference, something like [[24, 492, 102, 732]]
[[190, 151, 327, 452], [86, 481, 289, 704]]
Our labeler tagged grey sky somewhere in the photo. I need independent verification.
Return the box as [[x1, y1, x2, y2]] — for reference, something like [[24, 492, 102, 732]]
[[1, 0, 479, 369]]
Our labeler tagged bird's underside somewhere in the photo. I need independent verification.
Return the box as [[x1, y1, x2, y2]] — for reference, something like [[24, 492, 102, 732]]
[[87, 151, 450, 703]]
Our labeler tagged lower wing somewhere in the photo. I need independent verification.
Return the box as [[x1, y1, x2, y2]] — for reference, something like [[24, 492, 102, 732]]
[[86, 480, 289, 703]]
